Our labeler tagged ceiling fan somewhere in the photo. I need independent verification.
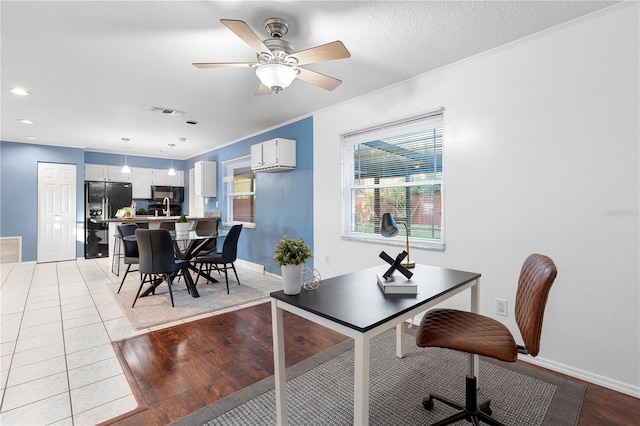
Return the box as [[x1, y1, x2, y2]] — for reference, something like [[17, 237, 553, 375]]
[[193, 18, 351, 95]]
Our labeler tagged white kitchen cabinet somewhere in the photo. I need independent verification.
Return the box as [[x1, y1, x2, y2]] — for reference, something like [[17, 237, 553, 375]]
[[107, 166, 131, 182], [151, 169, 168, 186], [85, 164, 130, 182], [84, 164, 107, 181], [251, 138, 296, 171], [131, 167, 153, 199], [194, 160, 216, 197], [151, 169, 183, 187], [168, 170, 184, 187]]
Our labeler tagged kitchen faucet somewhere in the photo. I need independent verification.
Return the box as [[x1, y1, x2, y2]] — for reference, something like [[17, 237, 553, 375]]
[[162, 197, 170, 217]]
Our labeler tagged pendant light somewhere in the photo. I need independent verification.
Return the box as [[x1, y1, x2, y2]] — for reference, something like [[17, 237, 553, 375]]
[[168, 143, 176, 176], [121, 138, 131, 174]]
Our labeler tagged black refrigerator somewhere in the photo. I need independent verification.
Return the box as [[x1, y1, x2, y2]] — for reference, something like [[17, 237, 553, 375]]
[[85, 181, 132, 258]]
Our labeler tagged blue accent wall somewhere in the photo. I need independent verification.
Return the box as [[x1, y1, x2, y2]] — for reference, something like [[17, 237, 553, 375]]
[[1, 141, 85, 261], [0, 117, 312, 271], [186, 117, 314, 275]]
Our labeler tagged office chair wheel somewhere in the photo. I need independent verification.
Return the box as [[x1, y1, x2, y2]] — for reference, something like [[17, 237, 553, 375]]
[[481, 404, 492, 416], [422, 396, 434, 410]]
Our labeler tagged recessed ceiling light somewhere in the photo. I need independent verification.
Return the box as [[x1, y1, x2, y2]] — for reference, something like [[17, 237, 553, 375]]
[[10, 88, 31, 96], [19, 119, 35, 124], [25, 136, 38, 140]]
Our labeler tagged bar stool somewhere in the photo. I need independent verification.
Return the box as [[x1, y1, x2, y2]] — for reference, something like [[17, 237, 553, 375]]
[[111, 233, 124, 275]]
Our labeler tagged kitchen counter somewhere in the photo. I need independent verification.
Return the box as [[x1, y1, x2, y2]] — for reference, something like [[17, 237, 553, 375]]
[[93, 216, 202, 223]]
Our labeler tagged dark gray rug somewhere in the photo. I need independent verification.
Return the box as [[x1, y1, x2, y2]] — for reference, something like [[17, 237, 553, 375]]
[[171, 328, 584, 426]]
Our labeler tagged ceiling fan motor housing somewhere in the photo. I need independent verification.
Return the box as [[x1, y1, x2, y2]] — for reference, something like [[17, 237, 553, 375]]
[[264, 17, 288, 38]]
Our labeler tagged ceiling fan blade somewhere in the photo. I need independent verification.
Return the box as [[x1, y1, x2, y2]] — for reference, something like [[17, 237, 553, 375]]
[[291, 41, 351, 66], [193, 62, 255, 69], [221, 19, 271, 55], [296, 67, 342, 91], [255, 83, 272, 96]]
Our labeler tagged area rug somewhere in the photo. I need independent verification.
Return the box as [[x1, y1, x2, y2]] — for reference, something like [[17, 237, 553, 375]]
[[110, 268, 282, 329], [171, 328, 584, 426]]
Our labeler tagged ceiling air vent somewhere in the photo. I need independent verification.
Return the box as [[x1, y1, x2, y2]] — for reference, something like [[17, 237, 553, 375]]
[[151, 107, 184, 116]]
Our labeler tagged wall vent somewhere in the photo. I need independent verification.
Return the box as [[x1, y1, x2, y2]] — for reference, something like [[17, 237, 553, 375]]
[[151, 107, 184, 116], [0, 237, 21, 264]]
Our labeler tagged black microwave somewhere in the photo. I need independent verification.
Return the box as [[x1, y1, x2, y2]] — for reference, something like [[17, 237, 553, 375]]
[[151, 185, 184, 202]]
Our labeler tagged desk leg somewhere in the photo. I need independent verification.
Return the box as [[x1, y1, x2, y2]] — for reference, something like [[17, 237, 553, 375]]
[[395, 323, 404, 358], [272, 300, 288, 425], [353, 334, 370, 425], [471, 278, 480, 386]]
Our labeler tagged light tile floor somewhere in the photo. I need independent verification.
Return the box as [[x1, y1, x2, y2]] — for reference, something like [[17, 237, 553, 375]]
[[0, 258, 278, 425]]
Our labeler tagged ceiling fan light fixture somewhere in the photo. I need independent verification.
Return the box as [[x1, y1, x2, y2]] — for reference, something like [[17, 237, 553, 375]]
[[255, 64, 297, 93]]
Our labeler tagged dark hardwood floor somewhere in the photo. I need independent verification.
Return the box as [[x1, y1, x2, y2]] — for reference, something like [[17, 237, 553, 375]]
[[104, 302, 639, 425]]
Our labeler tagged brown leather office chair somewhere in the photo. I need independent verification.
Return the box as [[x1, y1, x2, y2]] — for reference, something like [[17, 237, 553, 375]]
[[416, 253, 557, 426]]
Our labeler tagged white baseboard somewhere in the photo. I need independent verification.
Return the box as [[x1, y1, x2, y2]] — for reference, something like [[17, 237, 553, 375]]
[[264, 270, 281, 280], [407, 318, 640, 397], [234, 259, 265, 274], [519, 355, 640, 398], [235, 259, 282, 281]]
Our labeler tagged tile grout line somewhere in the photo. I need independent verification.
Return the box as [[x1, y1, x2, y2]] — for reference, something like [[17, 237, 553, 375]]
[[0, 264, 36, 414], [57, 261, 76, 426]]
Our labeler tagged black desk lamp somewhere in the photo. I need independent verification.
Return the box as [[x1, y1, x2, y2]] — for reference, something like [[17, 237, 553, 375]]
[[381, 213, 415, 269]]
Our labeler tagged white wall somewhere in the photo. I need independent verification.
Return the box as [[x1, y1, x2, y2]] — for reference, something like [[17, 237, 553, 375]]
[[313, 3, 639, 396]]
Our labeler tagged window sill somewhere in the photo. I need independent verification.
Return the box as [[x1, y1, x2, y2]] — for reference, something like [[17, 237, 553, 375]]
[[341, 234, 445, 252], [223, 221, 256, 229]]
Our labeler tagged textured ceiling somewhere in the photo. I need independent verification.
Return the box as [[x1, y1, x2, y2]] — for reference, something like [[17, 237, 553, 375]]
[[1, 1, 619, 159]]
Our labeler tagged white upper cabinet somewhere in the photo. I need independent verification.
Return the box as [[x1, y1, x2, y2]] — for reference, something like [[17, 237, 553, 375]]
[[151, 169, 184, 187], [131, 167, 153, 199], [85, 164, 130, 182], [168, 170, 184, 187], [194, 160, 217, 197], [107, 166, 131, 182], [84, 164, 107, 181], [251, 138, 296, 171]]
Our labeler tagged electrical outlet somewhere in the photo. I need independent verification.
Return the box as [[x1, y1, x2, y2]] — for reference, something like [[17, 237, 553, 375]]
[[325, 256, 330, 266], [496, 298, 508, 316]]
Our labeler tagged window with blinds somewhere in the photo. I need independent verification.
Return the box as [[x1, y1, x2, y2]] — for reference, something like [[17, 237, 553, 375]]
[[223, 156, 256, 226], [341, 110, 444, 250]]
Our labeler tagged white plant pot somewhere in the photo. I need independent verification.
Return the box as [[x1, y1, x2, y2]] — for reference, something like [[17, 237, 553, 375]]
[[175, 222, 190, 233], [282, 263, 303, 295]]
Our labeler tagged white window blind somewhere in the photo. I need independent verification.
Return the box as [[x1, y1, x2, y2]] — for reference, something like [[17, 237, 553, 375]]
[[341, 110, 445, 250]]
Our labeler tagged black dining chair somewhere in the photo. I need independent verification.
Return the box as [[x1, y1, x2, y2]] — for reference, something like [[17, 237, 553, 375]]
[[193, 219, 220, 256], [132, 229, 194, 308], [193, 224, 242, 294], [116, 223, 139, 294], [159, 221, 175, 230]]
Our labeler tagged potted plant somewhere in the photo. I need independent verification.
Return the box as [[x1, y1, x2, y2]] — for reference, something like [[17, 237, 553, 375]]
[[273, 235, 312, 295], [175, 214, 190, 233]]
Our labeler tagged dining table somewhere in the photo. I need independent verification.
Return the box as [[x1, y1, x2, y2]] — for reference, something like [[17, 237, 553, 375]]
[[123, 228, 229, 298]]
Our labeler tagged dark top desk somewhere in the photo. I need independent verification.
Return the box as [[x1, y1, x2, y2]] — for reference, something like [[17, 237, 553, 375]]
[[270, 263, 481, 425]]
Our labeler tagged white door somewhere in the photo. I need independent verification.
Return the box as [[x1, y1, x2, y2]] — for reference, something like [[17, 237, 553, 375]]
[[38, 162, 77, 262]]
